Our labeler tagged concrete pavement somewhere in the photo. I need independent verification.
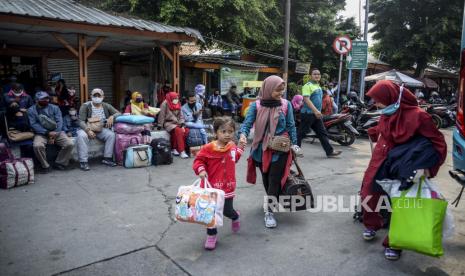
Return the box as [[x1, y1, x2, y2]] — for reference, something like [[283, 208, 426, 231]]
[[1, 129, 464, 276]]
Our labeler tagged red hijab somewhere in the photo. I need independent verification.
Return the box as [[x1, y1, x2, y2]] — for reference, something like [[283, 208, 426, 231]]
[[165, 92, 180, 111], [366, 80, 421, 144]]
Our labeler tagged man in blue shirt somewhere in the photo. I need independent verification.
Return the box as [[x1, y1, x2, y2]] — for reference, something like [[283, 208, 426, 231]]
[[27, 91, 74, 173], [297, 69, 341, 157]]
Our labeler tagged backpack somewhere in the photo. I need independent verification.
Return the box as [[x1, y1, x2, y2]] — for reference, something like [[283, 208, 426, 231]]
[[151, 138, 173, 165], [187, 128, 204, 147], [255, 98, 289, 115]]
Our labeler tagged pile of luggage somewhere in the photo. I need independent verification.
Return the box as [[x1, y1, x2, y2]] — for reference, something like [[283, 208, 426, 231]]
[[114, 115, 172, 168]]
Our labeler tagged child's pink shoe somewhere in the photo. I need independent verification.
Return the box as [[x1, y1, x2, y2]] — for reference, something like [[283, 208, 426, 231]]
[[204, 235, 217, 250], [232, 211, 240, 233]]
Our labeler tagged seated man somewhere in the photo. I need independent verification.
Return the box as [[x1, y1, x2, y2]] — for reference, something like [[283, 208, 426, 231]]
[[208, 89, 223, 117], [181, 92, 209, 146], [76, 88, 119, 171], [27, 91, 74, 173], [5, 83, 34, 132]]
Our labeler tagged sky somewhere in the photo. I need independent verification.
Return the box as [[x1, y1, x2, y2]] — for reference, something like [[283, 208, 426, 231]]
[[340, 0, 374, 43]]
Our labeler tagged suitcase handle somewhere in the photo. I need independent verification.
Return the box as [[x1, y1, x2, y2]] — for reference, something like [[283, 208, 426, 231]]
[[129, 137, 139, 146]]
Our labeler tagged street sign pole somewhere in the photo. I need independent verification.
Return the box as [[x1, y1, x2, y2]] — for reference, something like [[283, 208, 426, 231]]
[[347, 69, 352, 95], [359, 0, 369, 101], [336, 53, 344, 108]]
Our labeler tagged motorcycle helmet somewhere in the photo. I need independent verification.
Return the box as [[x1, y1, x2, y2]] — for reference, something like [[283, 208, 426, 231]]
[[349, 91, 358, 101]]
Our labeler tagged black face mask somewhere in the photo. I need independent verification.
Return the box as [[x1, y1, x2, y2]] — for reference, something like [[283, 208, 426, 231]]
[[188, 102, 196, 110]]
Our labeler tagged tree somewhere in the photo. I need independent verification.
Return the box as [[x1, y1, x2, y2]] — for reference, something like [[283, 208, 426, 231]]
[[96, 0, 359, 77], [370, 0, 463, 77]]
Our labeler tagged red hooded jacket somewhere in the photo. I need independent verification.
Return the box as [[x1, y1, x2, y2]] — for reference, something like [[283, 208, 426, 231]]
[[193, 141, 244, 198], [361, 81, 447, 232]]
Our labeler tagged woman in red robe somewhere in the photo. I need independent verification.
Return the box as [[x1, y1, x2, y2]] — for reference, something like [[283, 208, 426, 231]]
[[360, 80, 447, 260]]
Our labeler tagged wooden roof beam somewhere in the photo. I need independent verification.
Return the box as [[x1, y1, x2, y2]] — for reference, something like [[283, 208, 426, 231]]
[[52, 33, 78, 57], [86, 36, 105, 58]]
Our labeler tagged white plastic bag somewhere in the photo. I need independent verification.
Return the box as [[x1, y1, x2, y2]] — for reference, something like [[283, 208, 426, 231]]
[[175, 178, 225, 227]]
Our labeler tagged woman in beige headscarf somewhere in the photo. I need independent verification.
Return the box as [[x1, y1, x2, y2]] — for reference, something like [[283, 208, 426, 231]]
[[238, 75, 300, 228]]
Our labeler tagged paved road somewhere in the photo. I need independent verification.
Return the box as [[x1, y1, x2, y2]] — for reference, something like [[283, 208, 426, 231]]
[[1, 129, 464, 276]]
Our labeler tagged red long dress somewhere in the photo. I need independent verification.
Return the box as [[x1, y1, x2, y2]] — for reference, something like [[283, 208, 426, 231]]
[[361, 81, 447, 244]]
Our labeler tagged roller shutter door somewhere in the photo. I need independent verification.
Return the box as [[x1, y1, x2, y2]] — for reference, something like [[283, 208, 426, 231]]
[[47, 59, 114, 104]]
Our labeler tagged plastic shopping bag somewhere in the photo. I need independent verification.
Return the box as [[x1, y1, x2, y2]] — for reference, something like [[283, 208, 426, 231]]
[[175, 178, 225, 228], [389, 178, 448, 257]]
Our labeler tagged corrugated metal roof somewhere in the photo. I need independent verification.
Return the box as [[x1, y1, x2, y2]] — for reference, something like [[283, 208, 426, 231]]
[[182, 56, 270, 69], [0, 0, 203, 42]]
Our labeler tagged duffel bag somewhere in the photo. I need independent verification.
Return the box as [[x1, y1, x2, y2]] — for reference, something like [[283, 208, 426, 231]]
[[281, 153, 315, 211], [115, 115, 154, 125], [0, 158, 34, 189], [114, 122, 145, 134], [151, 138, 173, 165], [123, 144, 152, 168]]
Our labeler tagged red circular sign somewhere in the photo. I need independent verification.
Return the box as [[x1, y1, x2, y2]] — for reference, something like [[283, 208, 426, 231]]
[[332, 35, 352, 55]]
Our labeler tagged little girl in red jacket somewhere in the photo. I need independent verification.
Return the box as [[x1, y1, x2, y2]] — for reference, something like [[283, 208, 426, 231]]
[[193, 116, 245, 250]]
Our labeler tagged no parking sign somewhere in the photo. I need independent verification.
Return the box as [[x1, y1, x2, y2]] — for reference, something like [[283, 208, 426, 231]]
[[332, 35, 352, 55]]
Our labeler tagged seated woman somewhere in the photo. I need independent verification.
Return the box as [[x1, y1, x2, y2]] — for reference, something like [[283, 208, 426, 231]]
[[124, 91, 159, 117], [158, 92, 189, 159], [182, 92, 209, 146]]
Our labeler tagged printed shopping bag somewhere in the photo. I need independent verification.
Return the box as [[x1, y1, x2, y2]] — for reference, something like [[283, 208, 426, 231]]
[[175, 178, 225, 227], [389, 177, 448, 257]]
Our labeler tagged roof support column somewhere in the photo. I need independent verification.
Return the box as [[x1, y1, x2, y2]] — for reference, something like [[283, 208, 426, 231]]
[[172, 44, 180, 93], [78, 34, 88, 104]]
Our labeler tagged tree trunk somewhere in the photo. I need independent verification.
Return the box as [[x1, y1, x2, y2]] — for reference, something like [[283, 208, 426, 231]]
[[414, 59, 427, 78]]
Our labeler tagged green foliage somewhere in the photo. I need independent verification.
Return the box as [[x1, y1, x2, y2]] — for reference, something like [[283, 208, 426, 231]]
[[100, 0, 360, 77], [287, 82, 301, 98], [370, 0, 463, 76]]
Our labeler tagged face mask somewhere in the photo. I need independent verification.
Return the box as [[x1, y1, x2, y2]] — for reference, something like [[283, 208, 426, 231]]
[[188, 102, 196, 109], [172, 99, 179, 105], [38, 100, 49, 107], [92, 97, 103, 104], [68, 90, 76, 96], [135, 98, 143, 103], [69, 110, 77, 116], [380, 85, 404, 116]]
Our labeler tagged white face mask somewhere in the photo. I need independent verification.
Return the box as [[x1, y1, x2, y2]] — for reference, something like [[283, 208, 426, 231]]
[[92, 97, 103, 104], [69, 110, 77, 116], [172, 99, 179, 105], [68, 89, 76, 96]]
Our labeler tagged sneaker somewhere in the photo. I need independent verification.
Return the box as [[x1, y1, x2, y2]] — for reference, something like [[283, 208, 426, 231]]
[[327, 150, 342, 158], [80, 162, 90, 171], [264, 212, 277, 228], [180, 151, 189, 159], [102, 158, 117, 167], [362, 229, 376, 241], [384, 247, 402, 261], [204, 235, 217, 250], [172, 149, 180, 156], [232, 211, 240, 233]]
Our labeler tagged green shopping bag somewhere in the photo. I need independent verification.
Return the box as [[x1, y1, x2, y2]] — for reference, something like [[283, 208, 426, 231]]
[[389, 178, 448, 257]]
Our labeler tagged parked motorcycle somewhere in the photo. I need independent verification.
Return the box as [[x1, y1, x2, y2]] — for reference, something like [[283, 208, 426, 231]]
[[341, 103, 381, 136], [307, 113, 358, 146], [425, 103, 457, 128]]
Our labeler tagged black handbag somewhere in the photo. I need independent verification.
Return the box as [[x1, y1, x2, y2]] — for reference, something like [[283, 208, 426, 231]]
[[282, 153, 315, 211]]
